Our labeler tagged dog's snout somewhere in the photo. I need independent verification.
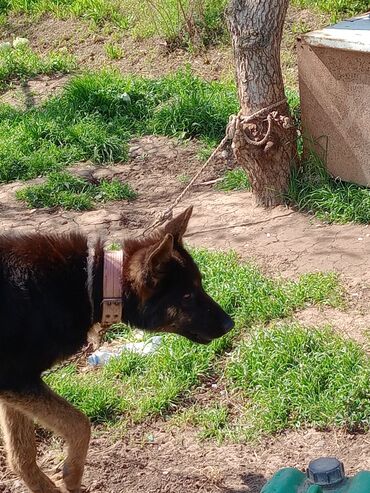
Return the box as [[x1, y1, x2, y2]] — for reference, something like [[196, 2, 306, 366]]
[[222, 315, 234, 334]]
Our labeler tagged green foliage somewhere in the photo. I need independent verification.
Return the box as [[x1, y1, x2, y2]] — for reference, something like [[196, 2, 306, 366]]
[[291, 0, 368, 20], [0, 0, 366, 45], [287, 153, 370, 224], [1, 0, 129, 28], [45, 248, 342, 424], [172, 404, 230, 441], [192, 249, 342, 328], [148, 70, 238, 140], [0, 44, 76, 90], [140, 0, 228, 47], [217, 168, 250, 191], [227, 324, 370, 438], [16, 171, 137, 210], [0, 69, 237, 182], [0, 0, 227, 45], [2, 70, 368, 226], [104, 42, 124, 60]]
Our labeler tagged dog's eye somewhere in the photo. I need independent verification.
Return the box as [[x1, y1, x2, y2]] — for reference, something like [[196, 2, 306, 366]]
[[182, 293, 193, 304]]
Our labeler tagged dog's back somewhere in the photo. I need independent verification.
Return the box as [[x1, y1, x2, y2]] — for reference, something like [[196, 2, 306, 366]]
[[0, 232, 92, 390]]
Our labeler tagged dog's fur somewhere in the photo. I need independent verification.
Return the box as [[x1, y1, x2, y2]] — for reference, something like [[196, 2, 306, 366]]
[[0, 207, 233, 493]]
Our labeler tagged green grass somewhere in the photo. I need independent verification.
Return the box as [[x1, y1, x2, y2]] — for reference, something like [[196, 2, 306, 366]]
[[2, 68, 369, 226], [45, 249, 342, 425], [0, 44, 76, 91], [136, 0, 228, 47], [16, 171, 137, 210], [0, 0, 227, 46], [0, 0, 129, 28], [291, 0, 368, 20], [171, 403, 230, 442], [226, 323, 370, 439], [217, 168, 250, 191], [1, 0, 366, 43], [104, 42, 124, 60], [287, 153, 370, 224], [0, 69, 238, 182]]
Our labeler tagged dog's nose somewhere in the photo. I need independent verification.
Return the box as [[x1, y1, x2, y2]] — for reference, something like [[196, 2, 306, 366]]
[[222, 316, 234, 334]]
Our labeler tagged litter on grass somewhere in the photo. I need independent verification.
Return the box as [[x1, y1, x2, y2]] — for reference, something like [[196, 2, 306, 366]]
[[87, 335, 163, 366]]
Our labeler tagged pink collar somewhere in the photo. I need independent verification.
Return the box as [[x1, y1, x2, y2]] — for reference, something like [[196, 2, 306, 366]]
[[101, 249, 124, 327]]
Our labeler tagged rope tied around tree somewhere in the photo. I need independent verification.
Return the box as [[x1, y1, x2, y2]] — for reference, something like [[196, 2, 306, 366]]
[[142, 98, 289, 235]]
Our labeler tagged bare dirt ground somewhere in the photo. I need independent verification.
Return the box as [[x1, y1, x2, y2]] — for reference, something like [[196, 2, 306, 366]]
[[2, 421, 370, 493], [1, 135, 370, 493]]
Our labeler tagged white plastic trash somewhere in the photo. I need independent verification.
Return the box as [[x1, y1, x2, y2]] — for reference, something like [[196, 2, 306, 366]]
[[87, 336, 163, 366]]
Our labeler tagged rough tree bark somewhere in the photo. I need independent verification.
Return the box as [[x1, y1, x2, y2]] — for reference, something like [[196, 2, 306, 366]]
[[226, 0, 297, 206]]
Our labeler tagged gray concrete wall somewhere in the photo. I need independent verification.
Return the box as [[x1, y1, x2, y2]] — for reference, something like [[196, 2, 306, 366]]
[[298, 39, 370, 186]]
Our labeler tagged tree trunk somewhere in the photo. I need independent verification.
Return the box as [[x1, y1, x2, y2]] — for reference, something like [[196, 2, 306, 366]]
[[226, 0, 297, 206]]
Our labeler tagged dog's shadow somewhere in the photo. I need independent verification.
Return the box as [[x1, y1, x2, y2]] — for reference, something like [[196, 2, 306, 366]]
[[226, 472, 267, 493]]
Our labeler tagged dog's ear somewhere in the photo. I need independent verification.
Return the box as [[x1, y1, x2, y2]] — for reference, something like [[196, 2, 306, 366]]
[[129, 234, 174, 294], [145, 233, 174, 281], [164, 206, 193, 243]]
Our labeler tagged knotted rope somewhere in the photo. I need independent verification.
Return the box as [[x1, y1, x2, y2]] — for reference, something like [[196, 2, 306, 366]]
[[142, 98, 287, 235]]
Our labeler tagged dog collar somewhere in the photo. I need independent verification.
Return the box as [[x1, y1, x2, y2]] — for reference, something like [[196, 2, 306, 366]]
[[101, 249, 124, 328]]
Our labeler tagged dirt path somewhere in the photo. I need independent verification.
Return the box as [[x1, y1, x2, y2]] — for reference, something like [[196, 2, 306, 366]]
[[1, 136, 370, 492], [3, 425, 369, 493]]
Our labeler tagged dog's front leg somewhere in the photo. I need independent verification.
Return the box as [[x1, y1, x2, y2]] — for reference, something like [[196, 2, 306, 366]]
[[0, 402, 60, 493], [0, 382, 91, 493]]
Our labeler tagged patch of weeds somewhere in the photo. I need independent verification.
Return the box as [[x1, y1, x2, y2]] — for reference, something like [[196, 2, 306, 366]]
[[291, 0, 368, 20], [285, 88, 301, 127], [104, 42, 124, 60], [148, 69, 239, 140], [0, 101, 129, 182], [103, 323, 133, 342], [172, 403, 230, 441], [0, 44, 76, 90], [287, 153, 370, 224], [44, 364, 124, 423], [178, 173, 190, 184], [196, 138, 217, 161], [2, 0, 227, 45], [191, 249, 342, 328], [94, 177, 137, 201], [141, 0, 228, 48], [3, 0, 129, 29], [226, 323, 370, 439], [216, 168, 250, 191], [290, 20, 311, 35], [45, 248, 343, 423], [16, 171, 137, 210], [0, 69, 237, 182]]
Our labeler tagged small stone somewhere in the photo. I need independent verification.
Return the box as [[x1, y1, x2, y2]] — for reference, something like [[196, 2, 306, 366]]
[[13, 37, 29, 48]]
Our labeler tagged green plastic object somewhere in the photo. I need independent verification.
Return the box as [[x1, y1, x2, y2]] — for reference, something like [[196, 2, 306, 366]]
[[260, 458, 370, 493]]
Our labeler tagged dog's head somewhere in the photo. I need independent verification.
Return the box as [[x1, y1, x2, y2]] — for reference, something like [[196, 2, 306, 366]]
[[124, 207, 234, 344]]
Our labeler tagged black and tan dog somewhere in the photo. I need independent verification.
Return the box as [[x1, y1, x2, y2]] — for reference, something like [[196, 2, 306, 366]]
[[0, 207, 233, 493]]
